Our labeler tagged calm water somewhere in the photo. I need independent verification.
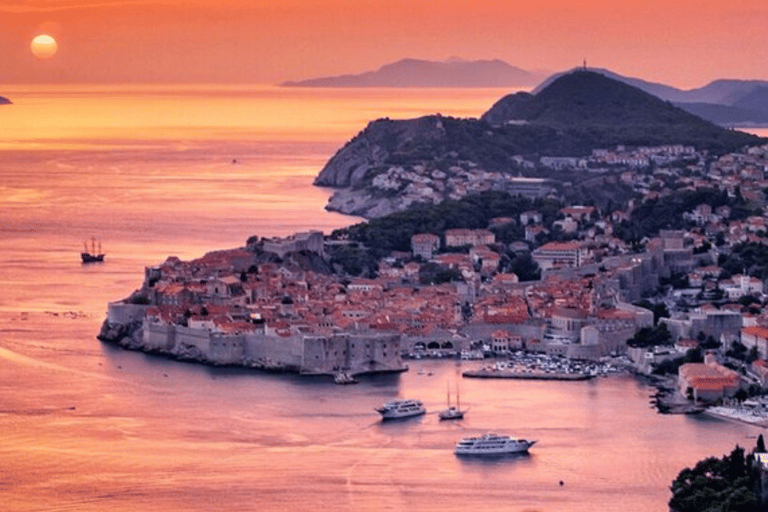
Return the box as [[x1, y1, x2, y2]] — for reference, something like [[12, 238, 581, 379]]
[[0, 86, 762, 512]]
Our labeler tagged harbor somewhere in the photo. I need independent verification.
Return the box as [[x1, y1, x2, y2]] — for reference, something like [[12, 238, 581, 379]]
[[461, 351, 627, 380]]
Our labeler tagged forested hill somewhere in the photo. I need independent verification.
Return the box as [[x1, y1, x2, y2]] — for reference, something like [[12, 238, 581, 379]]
[[314, 70, 762, 218], [481, 70, 758, 152]]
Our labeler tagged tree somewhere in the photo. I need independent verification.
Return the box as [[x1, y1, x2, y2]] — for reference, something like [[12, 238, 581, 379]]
[[627, 323, 672, 348], [669, 445, 760, 512], [419, 263, 461, 285], [509, 253, 541, 282]]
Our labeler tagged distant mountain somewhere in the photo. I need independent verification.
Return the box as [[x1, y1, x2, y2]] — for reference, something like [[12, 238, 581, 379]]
[[282, 58, 540, 88], [534, 68, 768, 126], [0, 96, 11, 105], [671, 102, 768, 126], [682, 79, 768, 105]]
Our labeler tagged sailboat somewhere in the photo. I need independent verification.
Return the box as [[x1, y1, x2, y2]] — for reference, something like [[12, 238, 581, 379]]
[[81, 237, 105, 263], [439, 381, 466, 420]]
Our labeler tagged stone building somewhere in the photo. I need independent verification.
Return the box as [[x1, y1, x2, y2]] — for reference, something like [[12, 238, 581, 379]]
[[444, 229, 495, 248], [678, 353, 741, 402], [411, 233, 440, 259]]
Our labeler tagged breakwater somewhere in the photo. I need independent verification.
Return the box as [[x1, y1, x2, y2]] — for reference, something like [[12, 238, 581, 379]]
[[462, 368, 593, 380]]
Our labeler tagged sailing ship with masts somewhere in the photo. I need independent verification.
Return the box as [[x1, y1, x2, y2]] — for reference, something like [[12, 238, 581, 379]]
[[439, 381, 466, 420], [81, 237, 105, 263]]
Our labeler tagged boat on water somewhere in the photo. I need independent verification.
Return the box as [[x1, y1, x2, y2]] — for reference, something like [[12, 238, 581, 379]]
[[333, 371, 358, 385], [375, 399, 426, 420], [81, 237, 105, 263], [439, 382, 466, 420], [454, 433, 536, 456]]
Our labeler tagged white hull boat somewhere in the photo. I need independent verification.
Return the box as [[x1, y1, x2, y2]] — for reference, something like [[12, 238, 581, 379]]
[[455, 433, 536, 455], [376, 399, 426, 420]]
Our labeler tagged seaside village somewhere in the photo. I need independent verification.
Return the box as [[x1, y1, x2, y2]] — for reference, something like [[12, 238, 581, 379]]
[[105, 142, 768, 424]]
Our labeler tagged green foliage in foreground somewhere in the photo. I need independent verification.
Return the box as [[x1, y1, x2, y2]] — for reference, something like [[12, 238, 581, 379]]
[[669, 444, 762, 512]]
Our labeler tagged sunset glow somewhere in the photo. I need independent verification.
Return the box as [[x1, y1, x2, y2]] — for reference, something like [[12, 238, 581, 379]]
[[30, 34, 57, 59], [3, 0, 768, 87]]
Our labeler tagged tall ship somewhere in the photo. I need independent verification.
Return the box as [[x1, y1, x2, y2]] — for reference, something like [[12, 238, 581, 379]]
[[454, 433, 536, 456], [438, 382, 466, 420], [81, 237, 105, 263], [375, 399, 426, 420]]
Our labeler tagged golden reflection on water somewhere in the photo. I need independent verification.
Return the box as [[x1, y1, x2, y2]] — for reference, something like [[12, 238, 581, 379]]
[[0, 84, 514, 147]]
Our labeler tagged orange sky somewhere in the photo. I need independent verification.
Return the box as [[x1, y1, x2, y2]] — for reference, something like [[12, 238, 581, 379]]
[[3, 0, 768, 89]]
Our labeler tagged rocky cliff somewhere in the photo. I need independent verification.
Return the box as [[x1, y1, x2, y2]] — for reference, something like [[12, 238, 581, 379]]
[[314, 114, 536, 218]]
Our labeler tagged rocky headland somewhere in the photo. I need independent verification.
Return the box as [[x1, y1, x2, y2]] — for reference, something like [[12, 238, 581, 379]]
[[315, 70, 759, 219], [0, 96, 12, 105]]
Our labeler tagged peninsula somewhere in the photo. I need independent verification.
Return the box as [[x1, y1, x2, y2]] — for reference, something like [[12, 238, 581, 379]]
[[315, 70, 758, 219]]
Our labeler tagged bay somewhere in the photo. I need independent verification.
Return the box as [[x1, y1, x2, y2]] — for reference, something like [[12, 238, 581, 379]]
[[0, 85, 760, 512]]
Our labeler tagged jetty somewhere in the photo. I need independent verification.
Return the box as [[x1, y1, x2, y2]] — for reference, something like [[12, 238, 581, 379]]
[[462, 368, 593, 381]]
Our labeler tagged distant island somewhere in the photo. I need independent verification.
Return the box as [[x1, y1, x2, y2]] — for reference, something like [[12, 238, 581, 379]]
[[281, 58, 541, 88], [314, 69, 759, 219], [287, 59, 768, 126], [0, 96, 11, 105]]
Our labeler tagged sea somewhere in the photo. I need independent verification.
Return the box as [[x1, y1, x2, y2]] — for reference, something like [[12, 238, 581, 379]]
[[1, 85, 765, 512]]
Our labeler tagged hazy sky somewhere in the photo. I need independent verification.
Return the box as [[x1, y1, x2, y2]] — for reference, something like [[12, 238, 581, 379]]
[[4, 0, 768, 88]]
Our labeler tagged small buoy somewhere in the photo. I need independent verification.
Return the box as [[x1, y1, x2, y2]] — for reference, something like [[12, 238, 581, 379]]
[[559, 480, 564, 486]]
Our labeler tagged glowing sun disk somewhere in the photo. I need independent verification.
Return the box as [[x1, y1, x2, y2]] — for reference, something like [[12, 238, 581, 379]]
[[31, 34, 58, 60]]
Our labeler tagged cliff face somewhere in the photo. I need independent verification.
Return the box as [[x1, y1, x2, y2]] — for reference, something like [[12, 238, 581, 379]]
[[314, 116, 449, 188], [315, 115, 479, 218]]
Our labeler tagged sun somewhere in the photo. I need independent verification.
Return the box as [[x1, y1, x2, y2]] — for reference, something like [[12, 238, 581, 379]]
[[30, 34, 58, 60]]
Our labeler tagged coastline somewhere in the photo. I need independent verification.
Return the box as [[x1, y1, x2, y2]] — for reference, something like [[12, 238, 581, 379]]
[[704, 406, 768, 428]]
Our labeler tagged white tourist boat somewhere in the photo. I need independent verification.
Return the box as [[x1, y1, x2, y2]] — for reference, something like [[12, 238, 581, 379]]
[[375, 399, 426, 420], [454, 433, 536, 455]]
